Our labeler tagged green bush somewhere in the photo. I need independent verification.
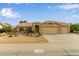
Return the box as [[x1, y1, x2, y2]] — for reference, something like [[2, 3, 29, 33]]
[[32, 33, 39, 37], [70, 23, 79, 33], [3, 26, 12, 32], [0, 29, 4, 33]]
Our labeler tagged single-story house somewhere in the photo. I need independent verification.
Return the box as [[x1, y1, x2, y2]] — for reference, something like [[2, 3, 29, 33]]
[[16, 21, 70, 34], [16, 22, 32, 33]]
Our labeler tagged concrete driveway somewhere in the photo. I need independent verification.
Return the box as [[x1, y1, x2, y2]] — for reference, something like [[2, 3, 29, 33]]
[[0, 34, 79, 56], [43, 34, 79, 56]]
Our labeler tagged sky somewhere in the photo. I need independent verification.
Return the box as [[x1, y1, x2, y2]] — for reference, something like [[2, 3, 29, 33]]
[[0, 3, 79, 26]]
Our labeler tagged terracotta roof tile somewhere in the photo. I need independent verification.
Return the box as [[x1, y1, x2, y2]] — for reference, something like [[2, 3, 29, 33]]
[[17, 23, 32, 27]]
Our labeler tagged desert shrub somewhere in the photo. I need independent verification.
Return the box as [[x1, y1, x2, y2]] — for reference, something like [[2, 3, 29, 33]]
[[7, 32, 18, 37], [32, 26, 36, 34], [32, 33, 39, 37], [12, 28, 17, 33], [8, 35, 13, 37], [14, 34, 17, 37], [32, 27, 40, 37], [0, 29, 4, 33]]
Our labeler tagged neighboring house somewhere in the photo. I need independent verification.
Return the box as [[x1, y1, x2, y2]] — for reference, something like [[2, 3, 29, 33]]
[[0, 23, 3, 29], [16, 21, 70, 34]]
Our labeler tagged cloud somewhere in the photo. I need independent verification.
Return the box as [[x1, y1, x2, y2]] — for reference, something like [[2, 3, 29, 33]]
[[7, 3, 21, 5], [0, 8, 21, 18], [48, 6, 52, 9], [56, 4, 79, 10], [71, 14, 79, 18]]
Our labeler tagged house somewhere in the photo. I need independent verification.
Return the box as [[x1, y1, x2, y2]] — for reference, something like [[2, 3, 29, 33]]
[[0, 23, 3, 29], [16, 21, 32, 33], [16, 21, 70, 34], [40, 21, 70, 34]]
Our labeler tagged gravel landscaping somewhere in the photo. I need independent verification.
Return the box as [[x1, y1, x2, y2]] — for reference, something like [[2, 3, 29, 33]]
[[0, 33, 48, 43]]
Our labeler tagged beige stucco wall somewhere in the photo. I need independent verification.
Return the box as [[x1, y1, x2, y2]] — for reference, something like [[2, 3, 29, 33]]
[[40, 24, 70, 34], [41, 26, 59, 34], [60, 27, 68, 34], [0, 25, 3, 29]]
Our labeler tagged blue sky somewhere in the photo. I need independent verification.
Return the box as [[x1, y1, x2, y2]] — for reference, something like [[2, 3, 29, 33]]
[[0, 3, 79, 26]]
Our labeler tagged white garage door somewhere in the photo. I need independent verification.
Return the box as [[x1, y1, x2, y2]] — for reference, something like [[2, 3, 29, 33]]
[[60, 27, 68, 34], [42, 27, 58, 34]]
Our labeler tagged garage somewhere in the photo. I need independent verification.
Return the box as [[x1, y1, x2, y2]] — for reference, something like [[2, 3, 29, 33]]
[[42, 26, 59, 34], [60, 27, 69, 34]]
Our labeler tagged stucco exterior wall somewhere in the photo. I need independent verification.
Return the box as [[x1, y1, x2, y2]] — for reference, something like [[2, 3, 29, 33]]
[[40, 23, 70, 34]]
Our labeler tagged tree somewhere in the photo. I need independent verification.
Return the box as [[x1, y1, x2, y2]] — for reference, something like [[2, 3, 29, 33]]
[[70, 23, 79, 33], [23, 20, 27, 23], [20, 21, 27, 23], [32, 26, 37, 34], [0, 23, 13, 33], [3, 25, 12, 32], [76, 24, 79, 31], [20, 21, 23, 23]]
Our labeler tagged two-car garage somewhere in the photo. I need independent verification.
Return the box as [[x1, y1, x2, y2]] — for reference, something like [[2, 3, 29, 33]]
[[60, 26, 69, 34], [41, 21, 70, 34], [42, 27, 59, 34]]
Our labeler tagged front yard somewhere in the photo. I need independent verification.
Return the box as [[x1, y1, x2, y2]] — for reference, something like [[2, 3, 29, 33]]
[[0, 33, 48, 43]]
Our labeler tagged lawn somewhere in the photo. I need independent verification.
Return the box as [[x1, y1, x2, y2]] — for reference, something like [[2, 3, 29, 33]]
[[0, 33, 48, 43]]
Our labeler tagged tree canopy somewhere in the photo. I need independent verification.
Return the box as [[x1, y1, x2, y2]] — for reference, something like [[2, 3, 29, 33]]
[[20, 20, 27, 23], [70, 23, 79, 33], [0, 23, 13, 33]]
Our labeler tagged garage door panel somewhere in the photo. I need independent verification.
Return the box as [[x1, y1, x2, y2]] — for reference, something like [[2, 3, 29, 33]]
[[42, 27, 58, 34], [60, 27, 68, 34]]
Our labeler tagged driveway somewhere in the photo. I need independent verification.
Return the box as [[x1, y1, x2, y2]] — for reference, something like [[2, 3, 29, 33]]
[[43, 34, 79, 56]]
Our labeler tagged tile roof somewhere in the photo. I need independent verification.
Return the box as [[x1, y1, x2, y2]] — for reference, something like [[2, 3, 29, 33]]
[[16, 21, 70, 27], [42, 21, 70, 26], [17, 22, 32, 27]]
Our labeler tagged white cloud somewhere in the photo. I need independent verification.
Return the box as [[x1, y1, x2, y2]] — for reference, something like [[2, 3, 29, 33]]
[[7, 3, 21, 5], [48, 6, 52, 9], [71, 14, 79, 18], [0, 8, 21, 18], [57, 4, 79, 10]]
